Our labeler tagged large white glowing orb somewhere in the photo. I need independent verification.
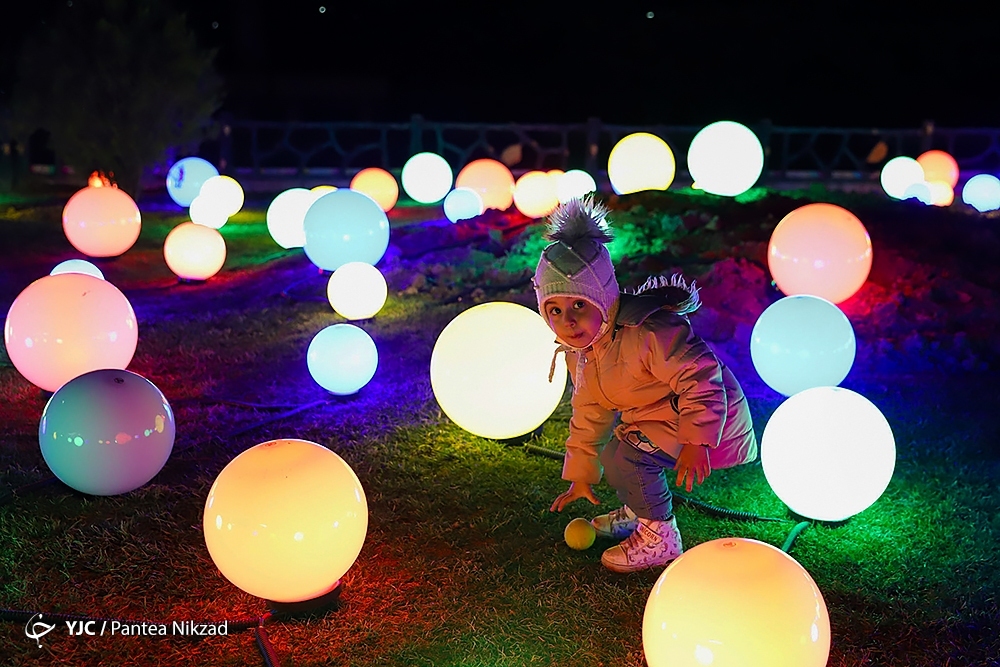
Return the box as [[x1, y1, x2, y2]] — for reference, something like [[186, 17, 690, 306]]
[[350, 168, 399, 212], [401, 152, 453, 204], [644, 537, 830, 667], [203, 438, 368, 603], [962, 174, 1000, 212], [4, 273, 138, 392], [163, 221, 227, 280], [750, 295, 856, 396], [39, 369, 174, 496], [608, 132, 676, 195], [199, 175, 245, 218], [166, 157, 219, 207], [455, 158, 515, 210], [326, 262, 388, 320], [430, 302, 568, 440], [303, 189, 390, 272], [762, 386, 895, 521], [189, 194, 230, 229], [686, 121, 765, 196], [62, 186, 142, 257], [513, 171, 559, 219], [266, 187, 314, 249], [880, 156, 924, 200], [443, 187, 485, 223], [307, 324, 378, 395], [768, 203, 872, 304], [917, 150, 959, 189], [556, 169, 598, 203], [51, 259, 105, 280]]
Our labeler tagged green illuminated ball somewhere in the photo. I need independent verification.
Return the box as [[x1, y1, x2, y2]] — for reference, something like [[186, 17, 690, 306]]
[[564, 518, 596, 550]]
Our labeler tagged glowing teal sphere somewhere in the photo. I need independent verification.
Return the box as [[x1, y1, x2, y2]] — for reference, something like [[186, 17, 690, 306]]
[[880, 156, 923, 200], [303, 190, 390, 272], [903, 181, 932, 205], [686, 121, 764, 196], [401, 152, 453, 204], [166, 157, 219, 207], [750, 295, 856, 397], [443, 187, 484, 223], [51, 259, 105, 280], [306, 324, 378, 395], [962, 174, 1000, 212]]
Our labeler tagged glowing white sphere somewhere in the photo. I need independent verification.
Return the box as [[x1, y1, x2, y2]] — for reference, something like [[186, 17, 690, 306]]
[[326, 262, 388, 320], [443, 187, 485, 223], [762, 386, 895, 522], [962, 174, 1000, 212], [189, 194, 230, 229], [51, 259, 105, 280], [166, 157, 219, 207], [556, 169, 598, 203], [750, 295, 856, 397], [903, 181, 932, 205], [644, 538, 830, 667], [455, 158, 515, 210], [401, 152, 453, 204], [266, 187, 314, 249], [163, 221, 227, 280], [926, 180, 954, 207], [430, 302, 568, 440], [686, 121, 764, 197], [513, 170, 559, 219], [62, 186, 142, 257], [306, 324, 378, 395], [303, 189, 390, 272], [608, 132, 676, 195], [199, 175, 245, 217], [880, 156, 924, 200], [39, 369, 175, 496]]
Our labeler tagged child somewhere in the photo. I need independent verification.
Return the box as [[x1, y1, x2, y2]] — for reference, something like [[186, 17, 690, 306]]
[[534, 196, 758, 573]]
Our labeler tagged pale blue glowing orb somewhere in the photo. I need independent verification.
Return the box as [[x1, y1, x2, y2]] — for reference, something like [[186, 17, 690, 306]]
[[750, 295, 856, 397], [903, 181, 932, 205], [306, 324, 378, 395], [556, 169, 598, 203], [266, 188, 314, 249], [166, 157, 219, 207], [880, 156, 924, 200], [50, 259, 105, 280], [686, 121, 764, 197], [303, 189, 390, 271], [443, 187, 484, 223], [762, 386, 895, 522], [962, 174, 1000, 212], [401, 152, 453, 204]]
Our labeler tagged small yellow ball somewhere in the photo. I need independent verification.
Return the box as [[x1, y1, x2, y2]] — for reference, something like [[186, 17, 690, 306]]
[[564, 517, 597, 551]]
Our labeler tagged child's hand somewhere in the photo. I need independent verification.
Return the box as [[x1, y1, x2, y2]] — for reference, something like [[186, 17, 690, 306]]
[[675, 444, 712, 493], [550, 481, 600, 512]]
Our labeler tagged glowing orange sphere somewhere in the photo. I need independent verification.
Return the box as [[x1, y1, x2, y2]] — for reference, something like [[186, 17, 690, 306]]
[[62, 186, 141, 257], [768, 203, 872, 304], [513, 171, 559, 218], [455, 159, 515, 210], [350, 168, 399, 212], [927, 180, 955, 206], [163, 222, 227, 281], [4, 273, 138, 392], [917, 150, 959, 188]]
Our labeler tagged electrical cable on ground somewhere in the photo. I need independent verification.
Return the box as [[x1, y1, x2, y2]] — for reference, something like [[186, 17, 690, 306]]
[[781, 520, 812, 553]]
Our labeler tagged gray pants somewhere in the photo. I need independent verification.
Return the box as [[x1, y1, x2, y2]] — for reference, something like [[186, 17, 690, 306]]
[[600, 434, 676, 522]]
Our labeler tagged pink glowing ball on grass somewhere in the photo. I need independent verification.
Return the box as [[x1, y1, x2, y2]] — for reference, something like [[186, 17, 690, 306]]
[[4, 273, 138, 392], [163, 221, 227, 280], [455, 159, 515, 211], [62, 186, 142, 257], [917, 150, 959, 189], [350, 168, 399, 212], [768, 203, 872, 304]]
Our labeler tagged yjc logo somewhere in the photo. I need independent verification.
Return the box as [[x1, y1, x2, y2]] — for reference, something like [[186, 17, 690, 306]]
[[24, 613, 55, 648]]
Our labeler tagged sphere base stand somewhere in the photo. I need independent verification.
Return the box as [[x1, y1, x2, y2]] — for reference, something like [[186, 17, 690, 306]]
[[265, 580, 343, 619]]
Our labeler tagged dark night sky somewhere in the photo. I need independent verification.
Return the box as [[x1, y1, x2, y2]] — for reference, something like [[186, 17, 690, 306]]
[[4, 0, 1000, 128]]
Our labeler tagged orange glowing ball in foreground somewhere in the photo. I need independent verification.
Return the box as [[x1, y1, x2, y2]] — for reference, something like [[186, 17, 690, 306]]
[[927, 180, 955, 207], [768, 203, 872, 304], [4, 273, 138, 392], [513, 171, 559, 218], [350, 168, 399, 212], [917, 150, 959, 188], [608, 132, 676, 194], [163, 222, 227, 280], [62, 186, 141, 257], [455, 158, 515, 210], [644, 537, 830, 667], [203, 438, 368, 603]]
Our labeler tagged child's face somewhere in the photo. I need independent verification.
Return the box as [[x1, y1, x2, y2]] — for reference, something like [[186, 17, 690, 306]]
[[543, 296, 604, 347]]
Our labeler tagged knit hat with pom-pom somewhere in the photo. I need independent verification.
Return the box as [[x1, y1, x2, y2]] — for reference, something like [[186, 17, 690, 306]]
[[533, 196, 620, 322]]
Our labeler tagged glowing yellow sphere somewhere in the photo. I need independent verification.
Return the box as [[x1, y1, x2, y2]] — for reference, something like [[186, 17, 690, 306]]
[[926, 180, 954, 206], [430, 302, 568, 440], [917, 150, 959, 188], [326, 262, 388, 320], [266, 187, 313, 249], [350, 168, 399, 212], [311, 185, 338, 195], [608, 132, 676, 195], [199, 175, 245, 217], [189, 194, 229, 229], [62, 186, 141, 257], [686, 121, 764, 196], [880, 156, 925, 199], [203, 438, 368, 603], [401, 152, 453, 204], [644, 538, 830, 667], [564, 518, 596, 550], [4, 273, 138, 392], [163, 221, 227, 281], [513, 171, 559, 219], [455, 158, 515, 210], [556, 169, 598, 203], [768, 203, 872, 304]]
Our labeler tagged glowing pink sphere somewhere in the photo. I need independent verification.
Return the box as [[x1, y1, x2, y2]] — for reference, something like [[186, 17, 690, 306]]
[[62, 186, 142, 257]]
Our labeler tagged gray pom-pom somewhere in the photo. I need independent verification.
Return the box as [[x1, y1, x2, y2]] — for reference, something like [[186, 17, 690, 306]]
[[544, 195, 613, 244]]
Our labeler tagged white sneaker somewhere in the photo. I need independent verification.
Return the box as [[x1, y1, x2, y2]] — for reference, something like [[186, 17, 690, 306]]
[[590, 505, 639, 540], [600, 516, 683, 573]]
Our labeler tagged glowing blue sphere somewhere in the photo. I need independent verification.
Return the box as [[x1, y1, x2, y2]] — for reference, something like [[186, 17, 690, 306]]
[[443, 187, 484, 223], [401, 152, 453, 204], [962, 174, 1000, 212], [306, 324, 378, 395], [303, 190, 390, 272], [51, 259, 105, 280], [903, 181, 932, 205], [166, 157, 219, 207], [880, 156, 923, 200], [686, 121, 764, 196], [750, 295, 856, 397]]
